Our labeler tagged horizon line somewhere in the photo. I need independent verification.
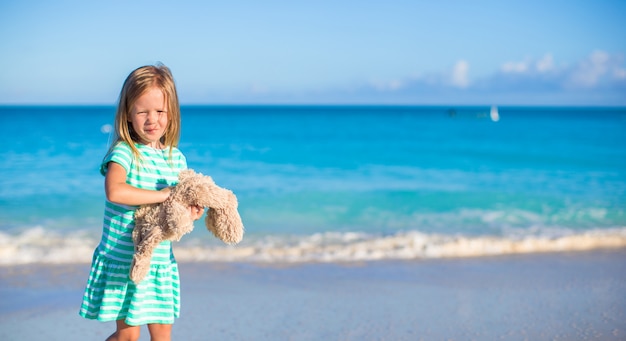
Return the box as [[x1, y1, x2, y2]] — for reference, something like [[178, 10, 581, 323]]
[[1, 103, 626, 109]]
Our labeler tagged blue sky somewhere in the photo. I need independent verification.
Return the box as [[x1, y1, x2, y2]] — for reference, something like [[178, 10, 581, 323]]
[[1, 0, 625, 105]]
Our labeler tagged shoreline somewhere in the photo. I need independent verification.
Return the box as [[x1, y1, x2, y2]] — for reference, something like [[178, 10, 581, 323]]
[[1, 249, 625, 340], [2, 227, 626, 266]]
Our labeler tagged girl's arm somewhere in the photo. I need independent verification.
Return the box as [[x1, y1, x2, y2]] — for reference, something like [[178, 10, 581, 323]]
[[105, 162, 170, 206]]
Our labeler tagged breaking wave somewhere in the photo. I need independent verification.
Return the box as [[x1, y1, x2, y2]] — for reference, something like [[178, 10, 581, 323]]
[[1, 227, 626, 265]]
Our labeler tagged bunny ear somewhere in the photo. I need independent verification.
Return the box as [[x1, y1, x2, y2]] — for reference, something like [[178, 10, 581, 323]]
[[205, 207, 244, 245]]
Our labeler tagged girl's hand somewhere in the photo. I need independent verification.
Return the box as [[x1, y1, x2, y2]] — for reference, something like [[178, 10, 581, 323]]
[[159, 186, 172, 201], [190, 205, 205, 221]]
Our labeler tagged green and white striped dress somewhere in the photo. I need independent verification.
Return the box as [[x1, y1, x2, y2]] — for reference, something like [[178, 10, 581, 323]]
[[79, 142, 187, 326]]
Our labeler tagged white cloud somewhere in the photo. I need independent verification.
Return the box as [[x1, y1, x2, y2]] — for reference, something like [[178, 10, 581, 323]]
[[350, 50, 625, 105], [366, 61, 471, 92], [614, 68, 626, 80], [500, 54, 553, 74], [501, 61, 529, 73], [535, 54, 554, 72], [450, 60, 470, 88], [370, 79, 405, 91], [566, 50, 614, 88], [491, 51, 626, 91]]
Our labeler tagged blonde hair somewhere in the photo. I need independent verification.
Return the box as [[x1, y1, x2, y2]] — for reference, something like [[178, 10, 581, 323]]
[[105, 64, 181, 162]]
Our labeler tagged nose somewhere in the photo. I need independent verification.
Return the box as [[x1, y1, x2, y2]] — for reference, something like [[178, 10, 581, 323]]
[[146, 111, 159, 122]]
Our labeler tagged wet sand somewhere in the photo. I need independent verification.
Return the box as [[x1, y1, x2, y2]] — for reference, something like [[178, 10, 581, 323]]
[[1, 249, 625, 340]]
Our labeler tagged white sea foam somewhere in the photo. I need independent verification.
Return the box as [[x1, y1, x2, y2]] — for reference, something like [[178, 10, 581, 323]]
[[1, 227, 626, 265]]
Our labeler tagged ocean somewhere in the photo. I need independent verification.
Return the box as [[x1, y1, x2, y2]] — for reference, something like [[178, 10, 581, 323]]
[[1, 105, 625, 264]]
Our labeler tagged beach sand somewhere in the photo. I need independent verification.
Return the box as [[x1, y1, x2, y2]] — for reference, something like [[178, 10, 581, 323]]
[[1, 249, 625, 340]]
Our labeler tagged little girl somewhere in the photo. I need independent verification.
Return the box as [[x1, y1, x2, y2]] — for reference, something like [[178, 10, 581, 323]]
[[79, 64, 203, 341]]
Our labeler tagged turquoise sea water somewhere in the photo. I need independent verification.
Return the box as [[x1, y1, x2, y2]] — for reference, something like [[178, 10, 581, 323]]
[[1, 106, 625, 264]]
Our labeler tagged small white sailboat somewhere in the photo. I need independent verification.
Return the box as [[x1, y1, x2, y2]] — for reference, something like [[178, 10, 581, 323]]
[[490, 106, 500, 122]]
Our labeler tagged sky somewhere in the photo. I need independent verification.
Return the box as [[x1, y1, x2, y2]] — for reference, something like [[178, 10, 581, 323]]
[[1, 0, 625, 106]]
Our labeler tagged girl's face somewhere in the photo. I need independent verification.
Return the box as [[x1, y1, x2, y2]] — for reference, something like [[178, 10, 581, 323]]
[[129, 87, 169, 148]]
